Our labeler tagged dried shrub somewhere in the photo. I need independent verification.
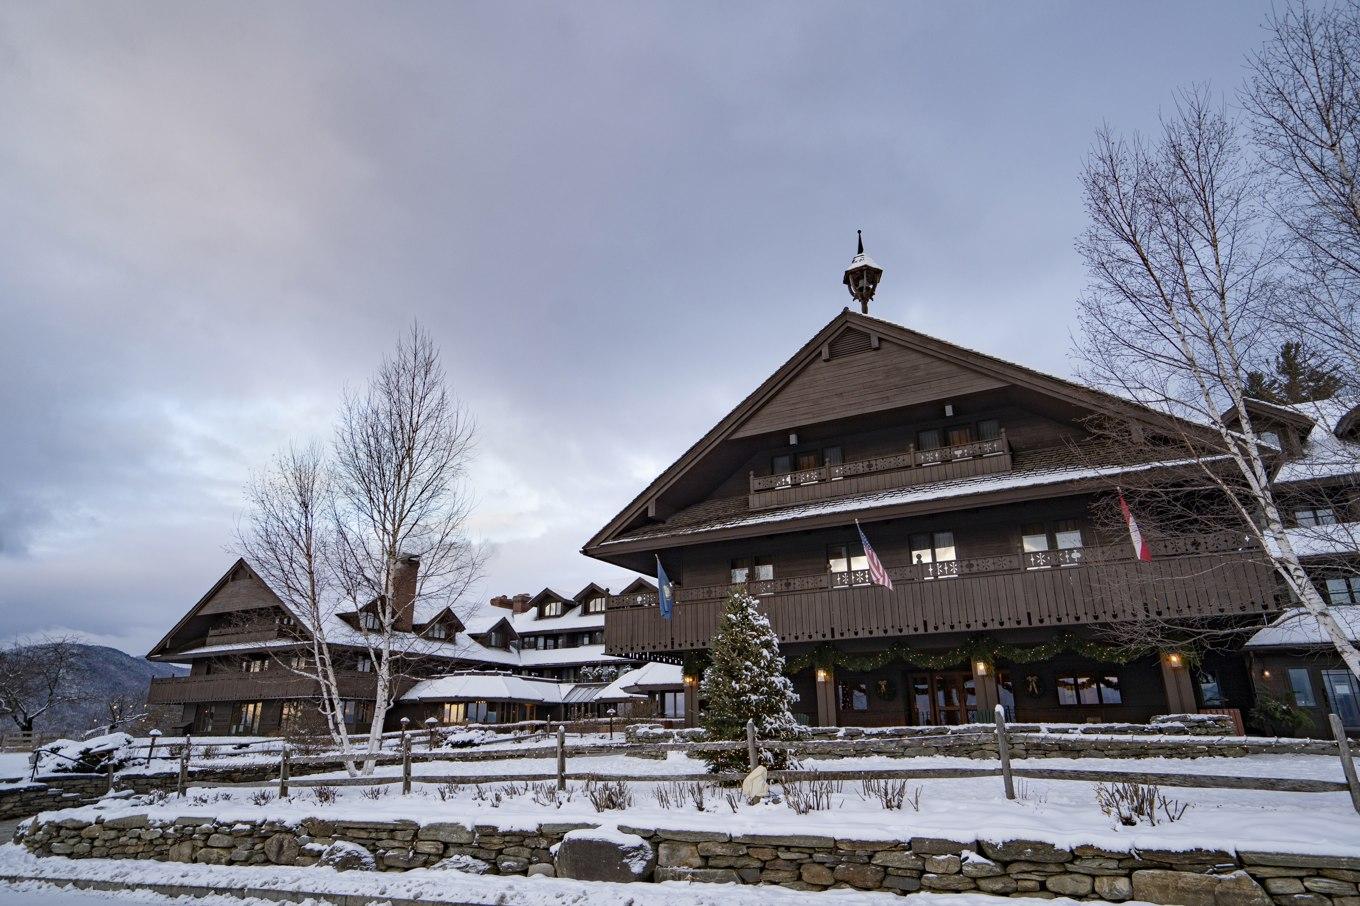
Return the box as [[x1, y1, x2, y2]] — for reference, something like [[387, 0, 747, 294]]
[[859, 778, 921, 811], [359, 786, 388, 801], [723, 790, 742, 813], [436, 782, 464, 802], [1095, 782, 1190, 826], [1015, 779, 1047, 806], [783, 778, 842, 814], [585, 779, 633, 812], [530, 781, 574, 807], [311, 785, 339, 805], [248, 790, 275, 807]]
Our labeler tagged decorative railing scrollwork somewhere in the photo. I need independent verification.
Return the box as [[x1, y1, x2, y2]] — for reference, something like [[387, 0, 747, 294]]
[[749, 431, 1010, 493]]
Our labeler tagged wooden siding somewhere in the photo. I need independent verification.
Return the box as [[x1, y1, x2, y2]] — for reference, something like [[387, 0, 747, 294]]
[[198, 570, 279, 616], [147, 671, 379, 705], [749, 446, 1012, 510], [606, 541, 1276, 655], [732, 339, 1007, 439]]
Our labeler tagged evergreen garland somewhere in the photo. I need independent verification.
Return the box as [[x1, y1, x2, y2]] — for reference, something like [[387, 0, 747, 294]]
[[780, 630, 1158, 675]]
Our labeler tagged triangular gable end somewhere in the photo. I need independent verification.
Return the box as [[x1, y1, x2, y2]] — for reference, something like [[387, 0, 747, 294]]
[[146, 559, 294, 659], [731, 323, 1007, 439]]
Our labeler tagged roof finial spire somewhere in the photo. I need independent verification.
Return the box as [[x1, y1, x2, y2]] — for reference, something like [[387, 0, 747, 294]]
[[843, 229, 884, 315]]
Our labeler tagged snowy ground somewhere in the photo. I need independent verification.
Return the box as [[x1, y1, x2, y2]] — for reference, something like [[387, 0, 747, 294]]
[[0, 847, 1142, 905], [37, 755, 1360, 860], [0, 754, 32, 780]]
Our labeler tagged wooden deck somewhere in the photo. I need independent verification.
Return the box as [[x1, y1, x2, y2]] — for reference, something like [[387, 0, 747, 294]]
[[604, 534, 1277, 654]]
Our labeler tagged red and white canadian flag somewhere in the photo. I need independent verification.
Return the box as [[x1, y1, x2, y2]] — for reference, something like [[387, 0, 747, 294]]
[[1119, 491, 1152, 562]]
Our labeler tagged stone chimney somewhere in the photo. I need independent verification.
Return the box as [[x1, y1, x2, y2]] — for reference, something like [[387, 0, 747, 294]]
[[391, 555, 420, 632]]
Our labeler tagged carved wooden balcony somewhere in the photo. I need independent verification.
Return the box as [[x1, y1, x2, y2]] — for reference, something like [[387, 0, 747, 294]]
[[747, 432, 1012, 511], [603, 532, 1276, 655]]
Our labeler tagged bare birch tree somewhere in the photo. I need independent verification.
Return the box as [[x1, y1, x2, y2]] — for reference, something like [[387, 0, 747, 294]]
[[237, 443, 360, 774], [331, 324, 484, 771], [1074, 89, 1360, 679], [1247, 0, 1360, 390]]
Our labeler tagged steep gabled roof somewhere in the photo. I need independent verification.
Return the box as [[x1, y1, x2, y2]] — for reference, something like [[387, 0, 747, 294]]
[[583, 308, 1170, 556], [571, 582, 609, 603], [146, 559, 297, 659]]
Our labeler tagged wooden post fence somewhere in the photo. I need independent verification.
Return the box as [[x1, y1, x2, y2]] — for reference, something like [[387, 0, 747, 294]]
[[401, 734, 412, 795], [145, 730, 161, 766], [279, 747, 290, 799], [177, 748, 189, 798], [1329, 713, 1360, 815], [556, 726, 566, 791], [995, 704, 1015, 800], [746, 719, 758, 771]]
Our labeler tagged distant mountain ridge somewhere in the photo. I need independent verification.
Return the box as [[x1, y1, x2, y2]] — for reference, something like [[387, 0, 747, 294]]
[[9, 643, 186, 736]]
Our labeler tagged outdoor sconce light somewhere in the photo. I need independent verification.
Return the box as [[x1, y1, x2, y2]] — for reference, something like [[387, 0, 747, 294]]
[[974, 660, 989, 677], [683, 674, 697, 687], [816, 667, 831, 682], [1166, 652, 1184, 668], [1262, 669, 1272, 679]]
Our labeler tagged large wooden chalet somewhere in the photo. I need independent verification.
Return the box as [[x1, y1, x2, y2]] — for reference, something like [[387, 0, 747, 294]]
[[583, 248, 1317, 729]]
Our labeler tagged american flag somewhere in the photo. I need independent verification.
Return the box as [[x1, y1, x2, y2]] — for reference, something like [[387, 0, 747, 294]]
[[855, 520, 894, 590]]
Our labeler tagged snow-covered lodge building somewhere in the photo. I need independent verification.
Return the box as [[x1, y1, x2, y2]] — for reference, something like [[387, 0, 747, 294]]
[[144, 559, 681, 736], [583, 245, 1360, 733]]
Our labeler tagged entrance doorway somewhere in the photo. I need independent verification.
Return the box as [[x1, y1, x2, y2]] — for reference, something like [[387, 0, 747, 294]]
[[906, 671, 977, 725]]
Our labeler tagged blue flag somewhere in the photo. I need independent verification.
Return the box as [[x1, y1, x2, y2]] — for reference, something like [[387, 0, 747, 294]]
[[656, 556, 675, 620]]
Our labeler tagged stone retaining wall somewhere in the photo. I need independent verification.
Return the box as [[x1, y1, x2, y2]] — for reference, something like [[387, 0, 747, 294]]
[[19, 813, 1360, 906]]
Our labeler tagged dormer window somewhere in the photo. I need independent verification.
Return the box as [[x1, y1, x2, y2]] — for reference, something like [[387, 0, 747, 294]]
[[489, 630, 506, 649], [426, 623, 447, 640], [585, 596, 607, 614], [542, 601, 564, 618], [1259, 431, 1281, 451], [359, 612, 381, 631], [356, 657, 373, 673]]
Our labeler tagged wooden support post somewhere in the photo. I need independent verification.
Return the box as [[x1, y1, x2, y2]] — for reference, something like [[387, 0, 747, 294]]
[[106, 764, 116, 795], [177, 749, 189, 798], [279, 747, 290, 799], [401, 734, 412, 795], [1158, 652, 1197, 714], [995, 704, 1015, 800], [145, 732, 159, 766], [556, 726, 566, 791], [815, 666, 837, 728], [1330, 713, 1360, 815], [683, 678, 699, 728], [746, 719, 758, 771], [28, 747, 38, 782]]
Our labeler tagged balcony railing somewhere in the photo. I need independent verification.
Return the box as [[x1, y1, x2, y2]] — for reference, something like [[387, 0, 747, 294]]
[[747, 432, 1012, 510], [603, 532, 1275, 654]]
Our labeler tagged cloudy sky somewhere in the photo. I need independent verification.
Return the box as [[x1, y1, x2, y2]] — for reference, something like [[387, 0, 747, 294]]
[[0, 2, 1278, 654]]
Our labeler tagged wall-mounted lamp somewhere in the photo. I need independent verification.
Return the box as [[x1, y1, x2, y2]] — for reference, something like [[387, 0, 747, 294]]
[[683, 674, 697, 687], [816, 667, 831, 683], [788, 432, 799, 446], [1262, 669, 1272, 679], [1166, 652, 1184, 668], [974, 660, 989, 677], [944, 404, 954, 417]]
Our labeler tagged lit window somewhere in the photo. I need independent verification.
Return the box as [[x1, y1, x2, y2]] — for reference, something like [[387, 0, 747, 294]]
[[585, 597, 607, 614], [441, 702, 466, 724], [1022, 524, 1050, 554], [242, 658, 268, 673], [1288, 667, 1317, 707], [230, 701, 262, 734], [542, 601, 564, 617], [828, 544, 870, 586], [910, 532, 955, 578]]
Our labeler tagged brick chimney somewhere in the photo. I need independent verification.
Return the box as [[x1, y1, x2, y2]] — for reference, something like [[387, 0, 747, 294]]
[[489, 593, 533, 614], [391, 555, 419, 632]]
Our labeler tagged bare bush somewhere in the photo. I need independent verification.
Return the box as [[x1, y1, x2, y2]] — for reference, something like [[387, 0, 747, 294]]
[[436, 782, 463, 802], [585, 779, 633, 812], [530, 781, 574, 808], [1015, 779, 1047, 806], [783, 778, 842, 814], [248, 789, 275, 807], [311, 785, 339, 805], [859, 778, 921, 811], [1095, 782, 1190, 826], [359, 785, 388, 801]]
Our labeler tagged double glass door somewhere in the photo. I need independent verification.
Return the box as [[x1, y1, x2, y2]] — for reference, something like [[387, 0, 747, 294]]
[[907, 671, 977, 725]]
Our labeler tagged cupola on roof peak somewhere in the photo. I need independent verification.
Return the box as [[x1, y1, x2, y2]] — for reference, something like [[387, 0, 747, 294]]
[[842, 229, 884, 314]]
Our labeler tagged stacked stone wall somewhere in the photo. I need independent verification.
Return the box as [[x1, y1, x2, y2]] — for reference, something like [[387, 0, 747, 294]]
[[19, 813, 1360, 906]]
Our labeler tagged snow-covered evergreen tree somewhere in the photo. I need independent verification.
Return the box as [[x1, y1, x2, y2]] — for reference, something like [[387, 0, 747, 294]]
[[699, 588, 799, 771]]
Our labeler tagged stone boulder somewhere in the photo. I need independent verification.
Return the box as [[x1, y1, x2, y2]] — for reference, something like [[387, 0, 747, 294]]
[[554, 828, 655, 883], [1132, 869, 1271, 906], [316, 840, 376, 872], [432, 853, 492, 874], [263, 832, 300, 865]]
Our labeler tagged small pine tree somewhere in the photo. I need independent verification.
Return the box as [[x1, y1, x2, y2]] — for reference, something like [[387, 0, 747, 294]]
[[698, 588, 800, 772]]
